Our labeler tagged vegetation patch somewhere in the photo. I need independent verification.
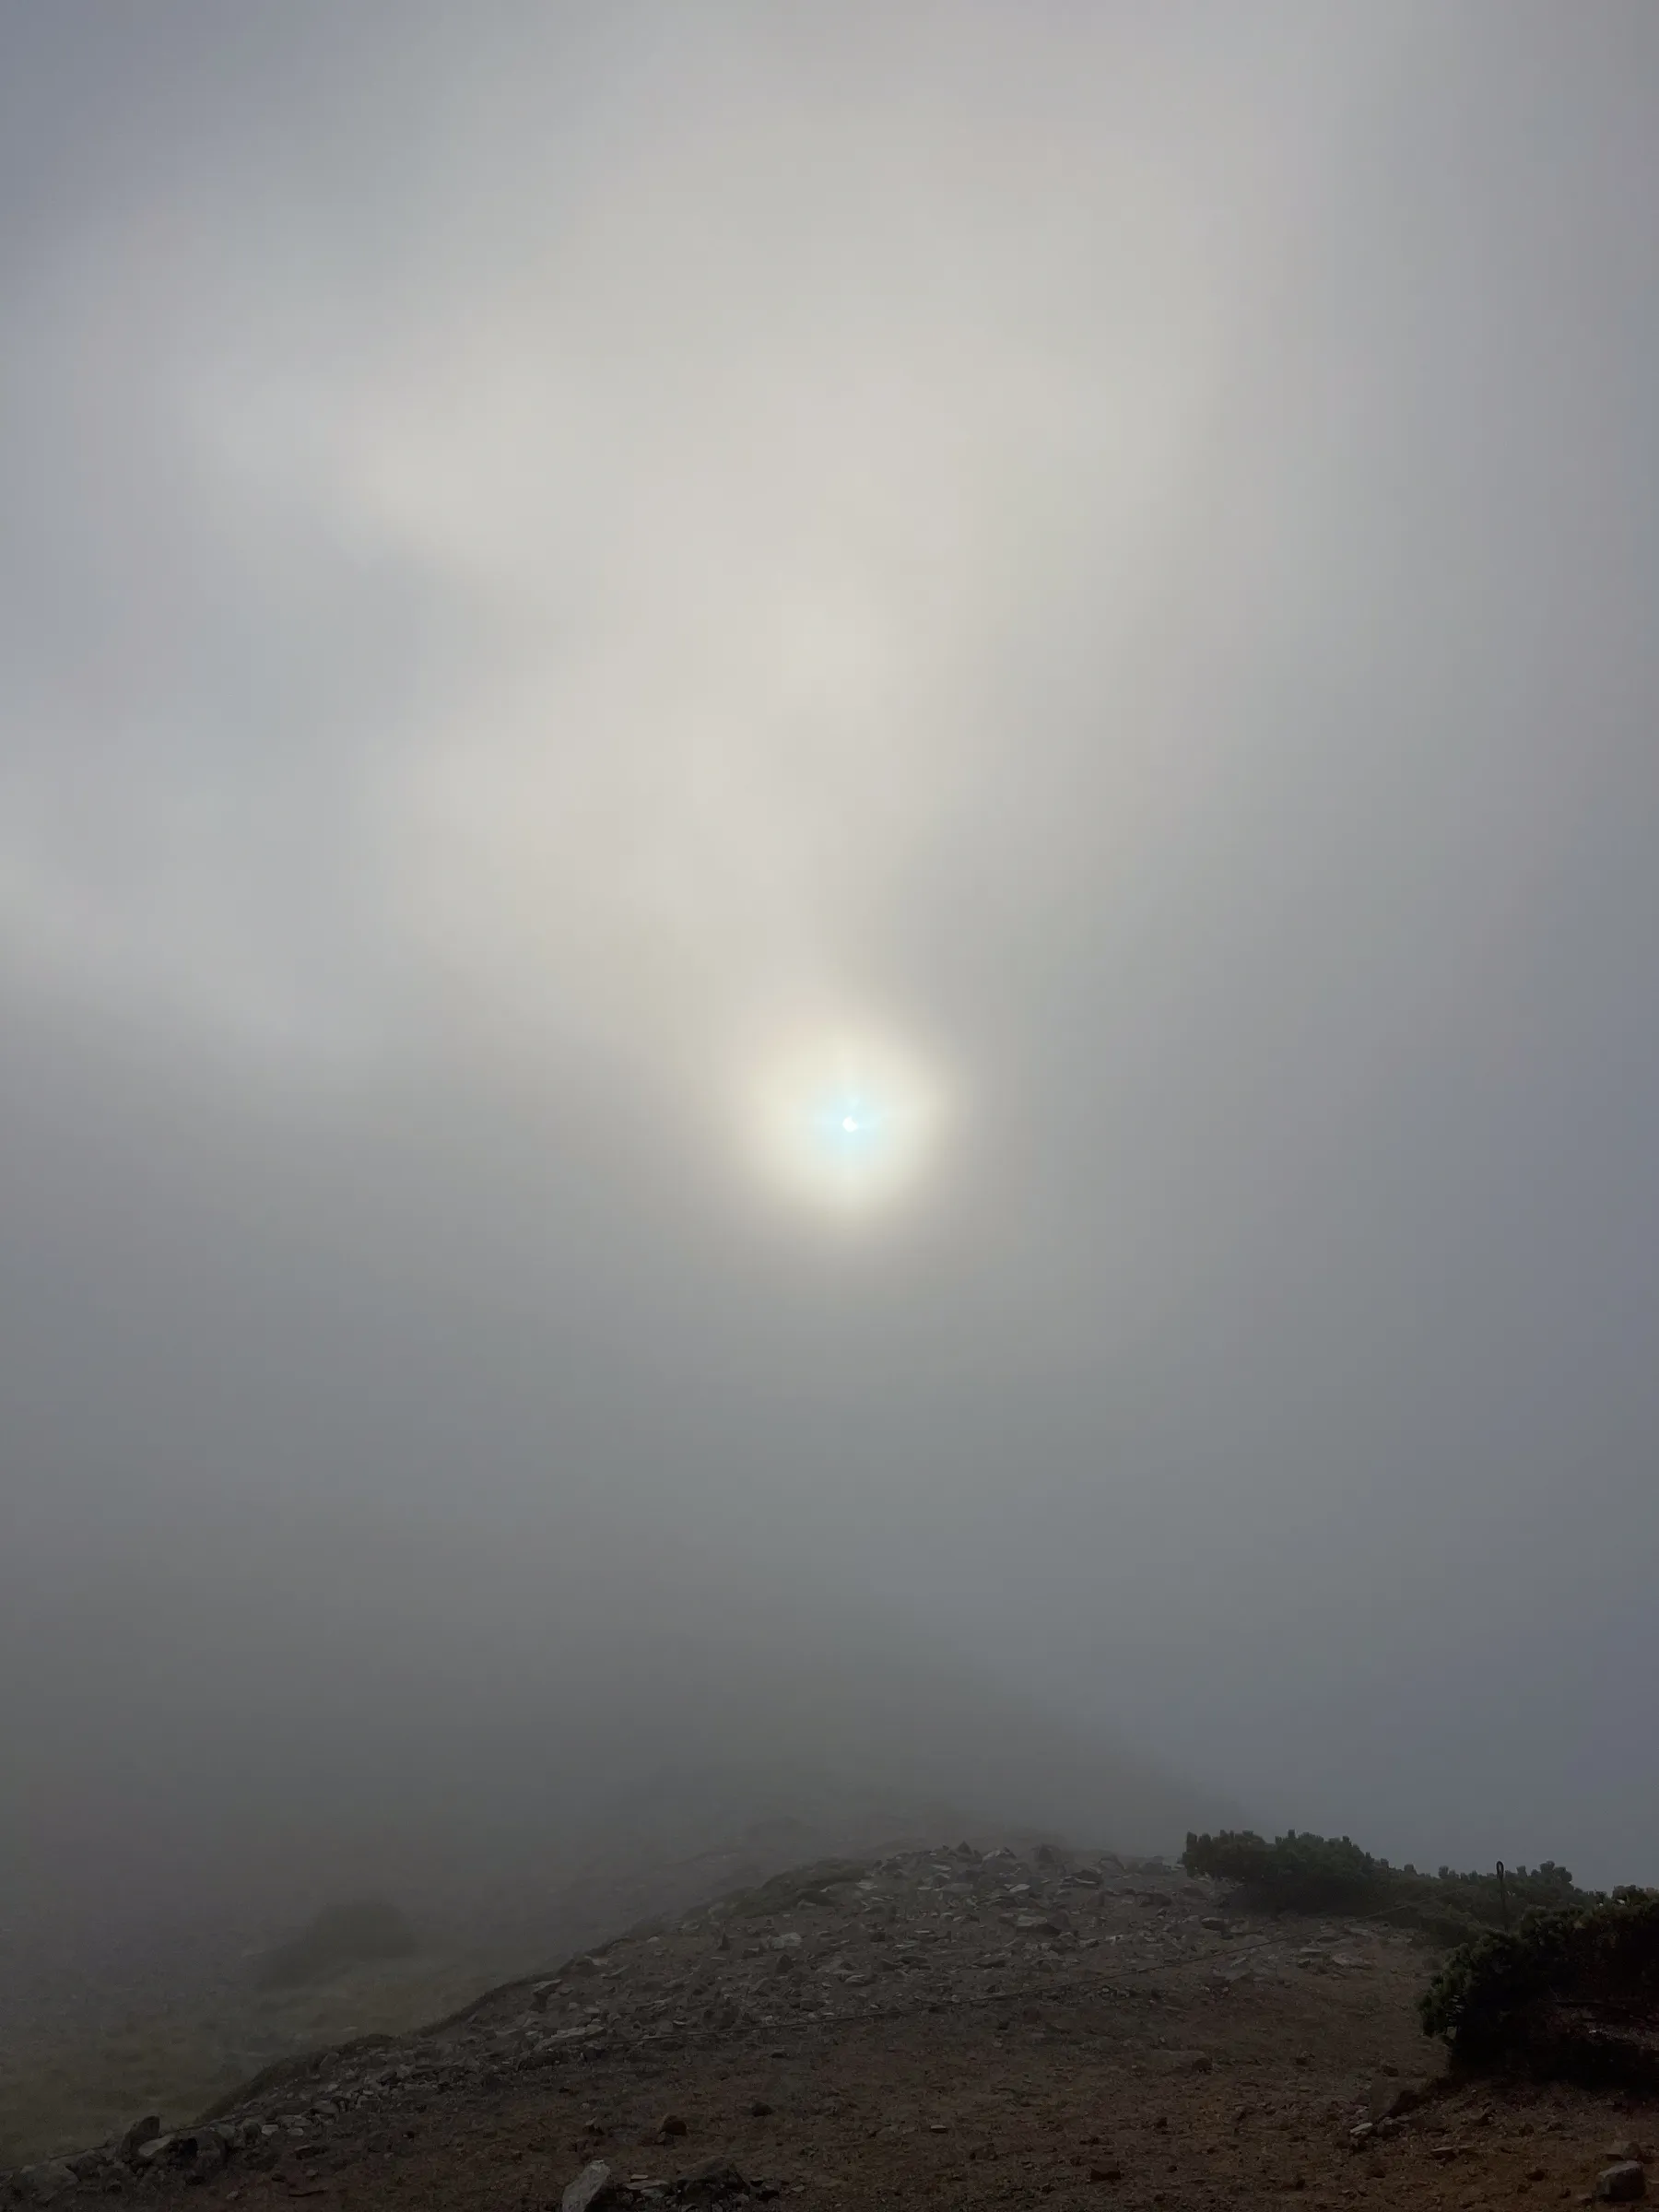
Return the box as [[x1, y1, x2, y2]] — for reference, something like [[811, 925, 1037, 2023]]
[[1418, 1888, 1659, 2087], [1182, 1829, 1588, 1943], [253, 1900, 420, 1989]]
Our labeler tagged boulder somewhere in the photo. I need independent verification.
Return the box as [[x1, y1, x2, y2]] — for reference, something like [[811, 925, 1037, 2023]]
[[1372, 2077, 1434, 2122], [561, 2160, 614, 2212], [117, 2121, 160, 2168], [179, 2131, 229, 2181], [1597, 2164, 1646, 2203]]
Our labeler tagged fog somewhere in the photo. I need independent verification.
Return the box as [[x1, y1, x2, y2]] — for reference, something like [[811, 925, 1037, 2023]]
[[4, 1, 1658, 1996]]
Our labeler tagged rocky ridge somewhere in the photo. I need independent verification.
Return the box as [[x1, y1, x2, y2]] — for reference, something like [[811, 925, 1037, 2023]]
[[5, 1841, 1650, 2212]]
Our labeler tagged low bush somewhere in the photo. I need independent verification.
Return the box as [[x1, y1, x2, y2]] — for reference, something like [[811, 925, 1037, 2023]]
[[1418, 1888, 1659, 2086], [1182, 1829, 1586, 1941]]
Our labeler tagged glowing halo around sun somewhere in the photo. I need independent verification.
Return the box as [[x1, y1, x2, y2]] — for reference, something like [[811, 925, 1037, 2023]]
[[746, 1026, 947, 1218]]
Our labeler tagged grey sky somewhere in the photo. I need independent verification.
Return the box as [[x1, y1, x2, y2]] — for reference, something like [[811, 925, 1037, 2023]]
[[4, 0, 1658, 1950]]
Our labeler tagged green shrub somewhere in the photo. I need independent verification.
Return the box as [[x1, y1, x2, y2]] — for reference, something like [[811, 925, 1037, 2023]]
[[1182, 1830, 1588, 1941], [1418, 1888, 1659, 2085], [1182, 1830, 1381, 1912]]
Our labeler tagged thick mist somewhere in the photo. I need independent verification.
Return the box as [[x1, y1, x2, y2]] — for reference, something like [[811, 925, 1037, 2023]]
[[4, 0, 1659, 2006]]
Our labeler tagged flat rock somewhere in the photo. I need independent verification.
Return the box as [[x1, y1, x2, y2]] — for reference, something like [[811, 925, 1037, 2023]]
[[677, 2160, 750, 2199], [13, 2165, 79, 2206], [562, 2159, 616, 2212]]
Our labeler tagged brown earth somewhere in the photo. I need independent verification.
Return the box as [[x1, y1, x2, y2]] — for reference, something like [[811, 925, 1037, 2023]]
[[10, 1843, 1653, 2212]]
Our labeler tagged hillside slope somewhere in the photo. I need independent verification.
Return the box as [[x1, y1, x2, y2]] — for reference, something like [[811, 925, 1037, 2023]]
[[8, 1841, 1650, 2212]]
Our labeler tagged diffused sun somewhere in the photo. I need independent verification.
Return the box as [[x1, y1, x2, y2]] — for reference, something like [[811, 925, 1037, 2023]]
[[748, 1028, 945, 1218]]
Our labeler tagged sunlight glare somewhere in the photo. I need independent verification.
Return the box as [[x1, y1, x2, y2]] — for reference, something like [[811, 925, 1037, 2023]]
[[747, 1025, 946, 1219]]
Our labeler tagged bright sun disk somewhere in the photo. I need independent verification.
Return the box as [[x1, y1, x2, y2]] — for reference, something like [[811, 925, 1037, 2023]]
[[747, 1026, 944, 1218]]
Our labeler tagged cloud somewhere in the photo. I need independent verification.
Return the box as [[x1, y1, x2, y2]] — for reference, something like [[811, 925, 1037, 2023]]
[[0, 3, 1378, 1107], [5, 0, 1659, 1924]]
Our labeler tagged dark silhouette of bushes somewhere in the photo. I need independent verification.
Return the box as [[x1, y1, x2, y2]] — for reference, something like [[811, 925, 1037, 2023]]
[[1182, 1829, 1585, 1941], [1418, 1888, 1659, 2086], [253, 1900, 419, 1989]]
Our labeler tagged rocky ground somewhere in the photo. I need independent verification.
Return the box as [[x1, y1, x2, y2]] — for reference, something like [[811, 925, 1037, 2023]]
[[6, 1842, 1652, 2212], [0, 1822, 917, 2164]]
